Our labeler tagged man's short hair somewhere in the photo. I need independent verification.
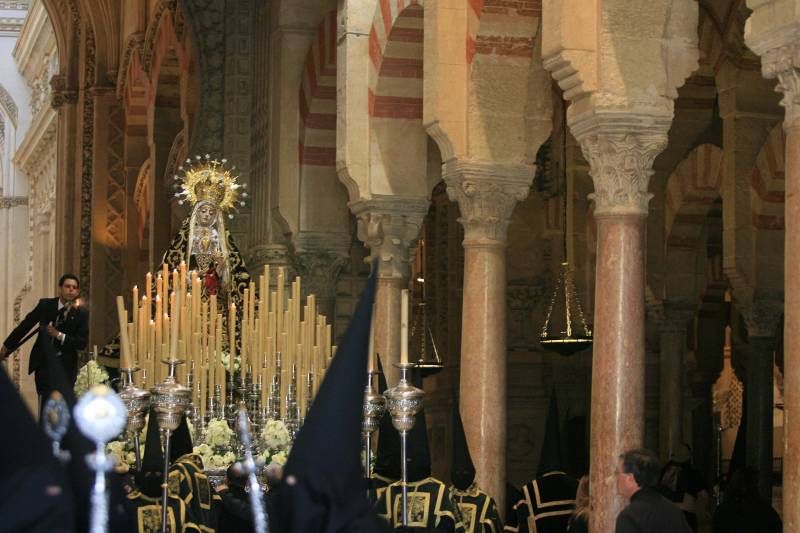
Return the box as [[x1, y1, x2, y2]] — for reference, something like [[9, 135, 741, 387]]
[[59, 273, 80, 288], [619, 448, 661, 488]]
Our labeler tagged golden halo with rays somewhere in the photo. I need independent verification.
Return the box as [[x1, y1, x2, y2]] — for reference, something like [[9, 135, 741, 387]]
[[173, 154, 247, 216]]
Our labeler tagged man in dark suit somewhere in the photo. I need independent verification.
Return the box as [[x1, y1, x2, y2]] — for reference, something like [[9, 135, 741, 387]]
[[0, 274, 89, 405]]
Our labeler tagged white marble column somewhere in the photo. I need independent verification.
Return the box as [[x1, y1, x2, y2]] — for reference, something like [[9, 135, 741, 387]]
[[351, 197, 428, 386], [572, 117, 669, 532], [444, 160, 533, 516]]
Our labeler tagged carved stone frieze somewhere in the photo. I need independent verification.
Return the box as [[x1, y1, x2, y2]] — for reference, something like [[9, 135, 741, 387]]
[[79, 26, 95, 298], [572, 115, 670, 216], [351, 196, 429, 280], [442, 160, 533, 243], [180, 0, 225, 156], [0, 83, 19, 126], [0, 196, 27, 209], [115, 32, 145, 97], [50, 75, 77, 108]]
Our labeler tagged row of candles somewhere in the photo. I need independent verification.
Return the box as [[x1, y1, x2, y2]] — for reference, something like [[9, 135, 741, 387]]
[[114, 263, 335, 420]]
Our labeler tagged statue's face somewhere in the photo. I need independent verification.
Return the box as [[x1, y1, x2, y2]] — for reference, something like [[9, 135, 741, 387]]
[[197, 203, 217, 226]]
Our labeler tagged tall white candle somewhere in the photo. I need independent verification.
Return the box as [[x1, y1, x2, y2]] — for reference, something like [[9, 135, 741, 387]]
[[400, 289, 409, 365]]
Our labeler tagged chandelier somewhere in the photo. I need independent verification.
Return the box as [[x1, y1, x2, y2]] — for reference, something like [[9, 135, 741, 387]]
[[539, 101, 593, 356]]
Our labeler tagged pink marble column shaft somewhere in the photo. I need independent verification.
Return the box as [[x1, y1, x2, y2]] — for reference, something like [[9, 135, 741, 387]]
[[460, 241, 507, 516], [589, 214, 646, 533], [374, 276, 404, 386], [782, 123, 800, 528]]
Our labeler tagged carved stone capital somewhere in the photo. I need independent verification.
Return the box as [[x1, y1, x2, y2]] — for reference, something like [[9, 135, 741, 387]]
[[350, 196, 428, 279], [572, 114, 670, 216], [754, 42, 800, 127], [292, 232, 352, 298], [442, 159, 533, 244], [246, 243, 296, 280], [49, 75, 77, 109], [740, 299, 783, 338]]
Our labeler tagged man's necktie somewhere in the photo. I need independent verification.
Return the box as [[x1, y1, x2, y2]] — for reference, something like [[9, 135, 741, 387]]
[[55, 306, 68, 328]]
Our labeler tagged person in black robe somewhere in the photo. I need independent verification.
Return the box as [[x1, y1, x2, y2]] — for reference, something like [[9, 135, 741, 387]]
[[448, 393, 502, 533], [275, 267, 392, 532], [126, 408, 203, 533], [166, 414, 221, 530], [0, 363, 74, 532], [712, 467, 781, 533], [505, 389, 578, 533], [374, 369, 463, 532], [372, 356, 400, 497]]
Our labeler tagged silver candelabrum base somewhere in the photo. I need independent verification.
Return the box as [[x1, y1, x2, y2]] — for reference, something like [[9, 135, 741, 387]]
[[384, 363, 424, 527]]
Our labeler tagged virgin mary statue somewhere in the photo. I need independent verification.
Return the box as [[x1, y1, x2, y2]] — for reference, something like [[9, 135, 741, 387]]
[[164, 155, 250, 311]]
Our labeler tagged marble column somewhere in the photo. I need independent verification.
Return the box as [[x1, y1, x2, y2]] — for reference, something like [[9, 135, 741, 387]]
[[351, 197, 428, 386], [444, 160, 533, 516], [745, 21, 800, 525], [572, 118, 669, 532], [658, 308, 693, 461], [293, 232, 352, 332]]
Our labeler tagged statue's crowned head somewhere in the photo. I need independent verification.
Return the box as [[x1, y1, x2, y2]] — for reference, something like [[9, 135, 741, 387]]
[[173, 154, 246, 218]]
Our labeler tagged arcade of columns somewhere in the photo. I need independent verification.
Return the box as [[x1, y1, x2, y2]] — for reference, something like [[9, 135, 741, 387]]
[[3, 0, 800, 530]]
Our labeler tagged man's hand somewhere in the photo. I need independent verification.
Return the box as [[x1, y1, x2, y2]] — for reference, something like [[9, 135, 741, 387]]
[[45, 323, 61, 339], [214, 483, 228, 494], [0, 345, 8, 360]]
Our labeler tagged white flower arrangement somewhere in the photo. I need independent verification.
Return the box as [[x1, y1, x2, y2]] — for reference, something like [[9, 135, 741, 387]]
[[258, 419, 292, 466], [74, 360, 109, 397], [219, 351, 241, 374], [195, 418, 236, 470], [105, 439, 140, 472]]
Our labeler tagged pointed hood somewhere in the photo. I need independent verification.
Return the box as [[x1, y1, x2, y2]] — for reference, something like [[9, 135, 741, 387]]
[[169, 414, 193, 463], [537, 388, 564, 476], [406, 368, 431, 483], [373, 355, 401, 481], [277, 267, 390, 532], [140, 408, 163, 472], [450, 391, 475, 490], [135, 408, 164, 498], [0, 362, 75, 531]]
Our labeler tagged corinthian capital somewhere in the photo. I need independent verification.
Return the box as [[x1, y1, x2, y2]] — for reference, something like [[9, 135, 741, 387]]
[[572, 114, 670, 216], [351, 196, 429, 279], [757, 43, 800, 126], [442, 160, 533, 244], [293, 232, 352, 298]]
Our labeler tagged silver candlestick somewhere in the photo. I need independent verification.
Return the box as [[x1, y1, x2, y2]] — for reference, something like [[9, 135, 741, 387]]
[[150, 360, 192, 533], [384, 363, 423, 527], [74, 385, 128, 533], [362, 371, 386, 497], [42, 391, 71, 463], [117, 367, 150, 471]]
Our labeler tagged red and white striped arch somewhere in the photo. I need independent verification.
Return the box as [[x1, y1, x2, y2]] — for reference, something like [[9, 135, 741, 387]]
[[750, 124, 785, 231], [467, 0, 540, 64], [665, 144, 724, 251], [299, 10, 337, 168], [368, 1, 424, 120]]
